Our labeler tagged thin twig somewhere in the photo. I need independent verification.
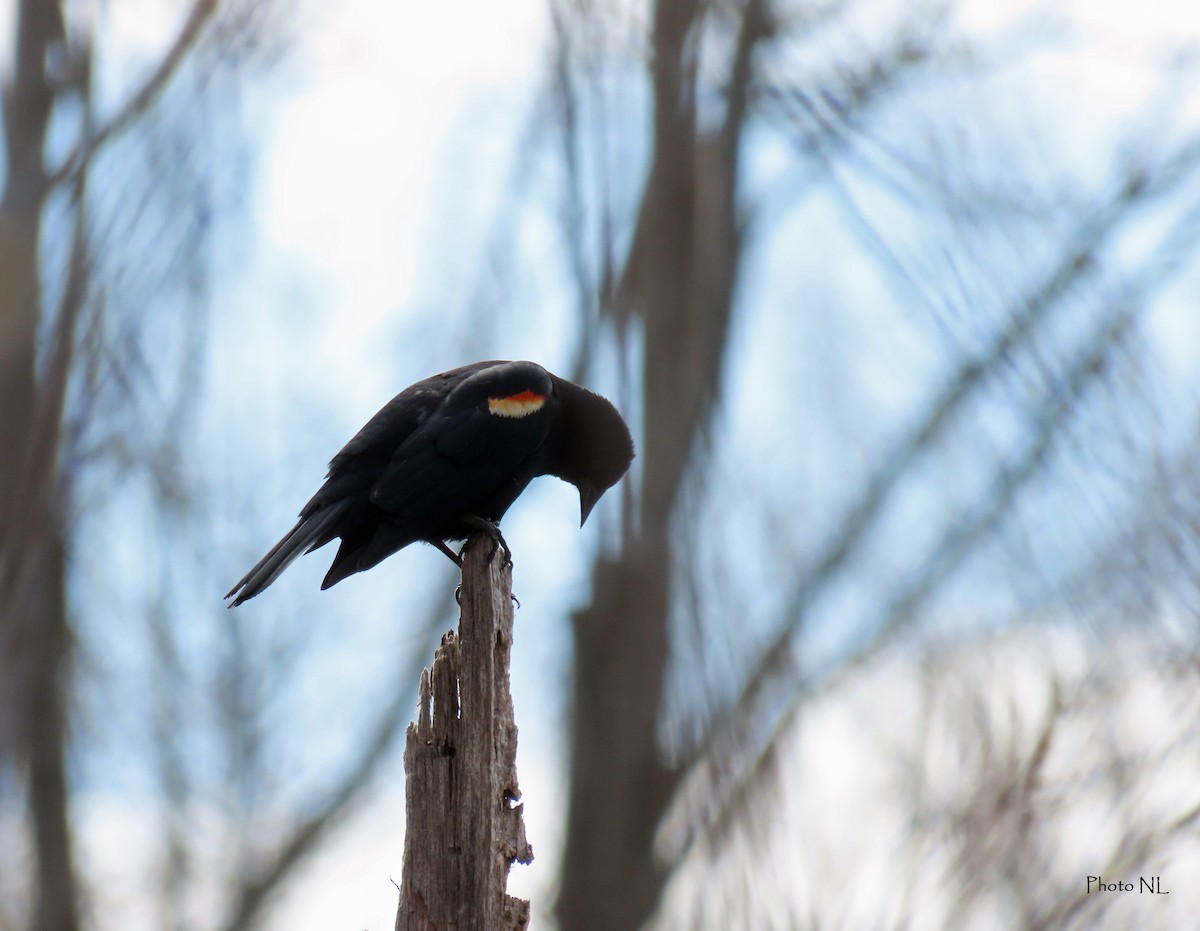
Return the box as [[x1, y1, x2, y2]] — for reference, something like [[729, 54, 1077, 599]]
[[46, 0, 218, 194]]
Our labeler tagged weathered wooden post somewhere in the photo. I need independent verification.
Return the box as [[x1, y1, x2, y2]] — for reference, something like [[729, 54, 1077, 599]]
[[395, 535, 533, 931]]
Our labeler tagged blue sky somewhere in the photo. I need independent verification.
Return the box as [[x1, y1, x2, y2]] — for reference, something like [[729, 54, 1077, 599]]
[[46, 0, 1200, 928]]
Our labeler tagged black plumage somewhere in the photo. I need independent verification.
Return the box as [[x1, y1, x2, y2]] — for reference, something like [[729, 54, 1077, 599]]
[[225, 360, 634, 605]]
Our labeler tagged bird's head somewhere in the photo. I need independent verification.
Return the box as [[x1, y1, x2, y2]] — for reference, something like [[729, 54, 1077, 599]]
[[548, 375, 635, 526]]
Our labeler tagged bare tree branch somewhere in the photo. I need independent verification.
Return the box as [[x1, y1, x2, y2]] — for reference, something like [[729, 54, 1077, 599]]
[[46, 0, 218, 194]]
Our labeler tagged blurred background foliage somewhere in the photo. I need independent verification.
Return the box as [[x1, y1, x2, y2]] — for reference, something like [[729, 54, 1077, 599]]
[[2, 1, 1200, 929]]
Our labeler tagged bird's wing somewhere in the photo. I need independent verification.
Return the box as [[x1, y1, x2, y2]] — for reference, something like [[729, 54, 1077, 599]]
[[368, 400, 550, 518], [328, 365, 489, 469], [297, 363, 499, 518]]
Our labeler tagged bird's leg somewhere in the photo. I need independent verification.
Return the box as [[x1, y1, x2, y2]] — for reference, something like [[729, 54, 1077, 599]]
[[460, 516, 512, 567], [431, 539, 464, 567]]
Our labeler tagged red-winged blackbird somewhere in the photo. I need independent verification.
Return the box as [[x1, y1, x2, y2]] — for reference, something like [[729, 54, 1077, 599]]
[[225, 360, 634, 606]]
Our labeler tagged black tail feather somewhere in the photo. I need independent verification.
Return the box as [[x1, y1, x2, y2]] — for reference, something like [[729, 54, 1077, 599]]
[[225, 502, 349, 606]]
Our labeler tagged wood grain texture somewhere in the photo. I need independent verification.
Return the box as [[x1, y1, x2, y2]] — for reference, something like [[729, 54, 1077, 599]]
[[396, 536, 532, 931]]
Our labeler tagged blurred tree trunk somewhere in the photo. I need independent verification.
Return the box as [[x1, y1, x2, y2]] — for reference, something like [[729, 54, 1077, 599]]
[[0, 1, 80, 930], [2, 4, 404, 928], [558, 2, 769, 928]]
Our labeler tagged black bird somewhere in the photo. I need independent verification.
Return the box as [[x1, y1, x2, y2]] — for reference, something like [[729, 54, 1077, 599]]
[[226, 360, 634, 606]]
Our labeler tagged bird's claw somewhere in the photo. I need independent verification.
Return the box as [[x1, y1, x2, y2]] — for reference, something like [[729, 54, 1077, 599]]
[[455, 584, 517, 608], [457, 585, 517, 607], [461, 516, 512, 567]]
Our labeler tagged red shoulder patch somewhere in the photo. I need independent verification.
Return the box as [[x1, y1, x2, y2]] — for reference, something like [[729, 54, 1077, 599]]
[[488, 390, 546, 418]]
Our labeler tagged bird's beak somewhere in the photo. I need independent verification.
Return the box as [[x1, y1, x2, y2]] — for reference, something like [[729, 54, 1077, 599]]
[[579, 481, 602, 527]]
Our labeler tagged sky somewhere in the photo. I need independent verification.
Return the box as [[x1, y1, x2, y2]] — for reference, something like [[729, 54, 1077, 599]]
[[43, 0, 1200, 928], [239, 2, 1200, 926]]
